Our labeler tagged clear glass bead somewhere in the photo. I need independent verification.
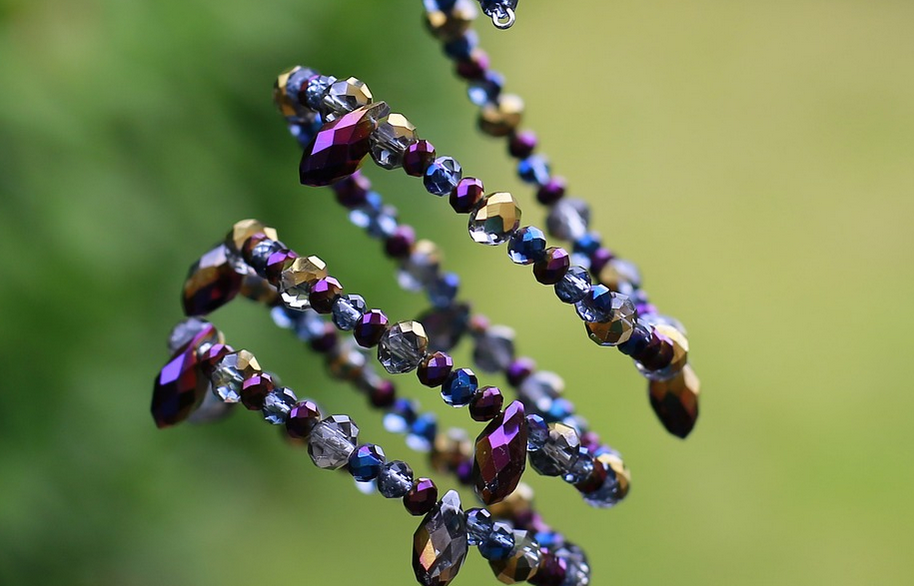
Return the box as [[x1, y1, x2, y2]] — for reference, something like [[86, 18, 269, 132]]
[[555, 266, 592, 304], [322, 76, 373, 117], [529, 422, 581, 477], [468, 192, 522, 246], [397, 240, 441, 292], [555, 543, 591, 586], [546, 197, 590, 242], [211, 350, 261, 403], [562, 448, 594, 484], [308, 415, 360, 469], [167, 317, 210, 354], [466, 508, 495, 546], [370, 113, 418, 169], [378, 321, 429, 374], [332, 294, 367, 331], [424, 157, 463, 196], [472, 325, 516, 373], [377, 460, 414, 498], [427, 272, 460, 309], [304, 75, 336, 112], [262, 387, 297, 425], [526, 414, 549, 452], [279, 256, 328, 311]]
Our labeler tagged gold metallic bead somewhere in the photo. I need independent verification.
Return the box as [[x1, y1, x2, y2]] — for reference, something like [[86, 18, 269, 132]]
[[468, 192, 523, 246], [273, 66, 302, 118], [595, 452, 631, 501], [478, 94, 524, 137], [584, 295, 637, 346], [648, 364, 700, 439], [488, 530, 541, 584], [226, 219, 279, 256], [239, 274, 279, 306], [425, 0, 478, 42], [323, 77, 373, 116], [431, 428, 473, 473], [371, 113, 418, 169], [487, 482, 535, 521], [638, 323, 689, 381], [277, 255, 328, 310], [597, 258, 642, 292]]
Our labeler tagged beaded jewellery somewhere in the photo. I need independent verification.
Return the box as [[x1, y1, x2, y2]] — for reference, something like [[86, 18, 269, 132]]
[[151, 2, 699, 585]]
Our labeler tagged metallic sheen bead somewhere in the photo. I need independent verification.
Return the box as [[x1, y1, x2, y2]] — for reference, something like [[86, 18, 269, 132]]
[[348, 443, 386, 482], [637, 324, 688, 380], [331, 294, 367, 331], [507, 226, 547, 265], [211, 350, 262, 404], [597, 258, 642, 292], [489, 530, 542, 584], [469, 192, 522, 246], [529, 423, 581, 477], [585, 294, 636, 346], [152, 323, 223, 428], [425, 156, 463, 196], [425, 0, 478, 42], [378, 320, 429, 374], [412, 490, 468, 586], [308, 415, 360, 469], [299, 102, 387, 187], [473, 401, 527, 505], [554, 266, 592, 304], [479, 94, 524, 137], [273, 65, 314, 119], [370, 113, 418, 169], [648, 364, 699, 439], [182, 244, 242, 317], [322, 76, 373, 117]]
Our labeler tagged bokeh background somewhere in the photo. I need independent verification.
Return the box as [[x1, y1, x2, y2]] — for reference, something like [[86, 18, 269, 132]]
[[2, 0, 913, 584]]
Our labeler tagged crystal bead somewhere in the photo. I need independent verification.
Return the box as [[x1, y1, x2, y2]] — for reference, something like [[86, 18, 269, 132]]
[[473, 325, 516, 373], [385, 225, 416, 259], [529, 423, 581, 477], [348, 443, 386, 482], [354, 309, 389, 348], [403, 139, 437, 177], [167, 318, 210, 354], [509, 130, 537, 159], [474, 401, 527, 505], [407, 414, 439, 453], [331, 294, 367, 331], [648, 364, 699, 438], [378, 320, 429, 374], [518, 371, 564, 413], [537, 177, 566, 206], [262, 387, 297, 425], [572, 233, 601, 256], [489, 530, 542, 584], [545, 198, 590, 242], [554, 266, 592, 304], [428, 272, 460, 309], [279, 255, 328, 311], [469, 192, 522, 246], [299, 102, 387, 186], [327, 340, 367, 381], [211, 350, 262, 404], [479, 522, 515, 560], [580, 460, 620, 508], [151, 324, 222, 428], [554, 544, 590, 586], [585, 294, 636, 346], [405, 477, 439, 516], [420, 303, 471, 353], [528, 551, 568, 586], [574, 284, 613, 322], [636, 324, 689, 380], [443, 29, 477, 60], [240, 233, 281, 277], [397, 239, 442, 292], [273, 66, 314, 119], [518, 155, 550, 185], [441, 368, 478, 407], [479, 94, 524, 137], [526, 414, 549, 452], [322, 76, 373, 116], [308, 415, 360, 469], [468, 70, 504, 106], [506, 357, 536, 387], [418, 351, 454, 387], [451, 177, 485, 214], [507, 226, 547, 265], [285, 400, 322, 439], [425, 0, 477, 41], [469, 386, 504, 422], [466, 507, 494, 546], [182, 244, 242, 317], [384, 398, 418, 434], [597, 258, 642, 292], [370, 112, 417, 169], [240, 372, 277, 411], [378, 461, 414, 498], [308, 276, 343, 314], [562, 448, 595, 486], [348, 191, 398, 238], [197, 342, 233, 378], [264, 249, 298, 286], [239, 274, 278, 306], [303, 74, 336, 111], [412, 490, 468, 586], [424, 156, 463, 196], [534, 247, 571, 284]]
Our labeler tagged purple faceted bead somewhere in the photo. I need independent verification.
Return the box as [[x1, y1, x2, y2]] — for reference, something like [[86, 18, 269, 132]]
[[533, 247, 571, 285], [299, 104, 384, 187], [418, 351, 454, 387]]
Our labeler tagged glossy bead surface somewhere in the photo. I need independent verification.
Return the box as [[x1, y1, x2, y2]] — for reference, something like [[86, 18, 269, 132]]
[[348, 443, 386, 481], [450, 177, 485, 213], [299, 103, 386, 186], [489, 530, 542, 584], [308, 276, 343, 314], [533, 248, 570, 285], [405, 477, 439, 516], [403, 139, 437, 177], [418, 352, 454, 387], [378, 320, 429, 374], [378, 460, 414, 498], [240, 372, 276, 411], [211, 350, 262, 404], [420, 303, 471, 353], [151, 324, 221, 428], [354, 309, 389, 348], [279, 255, 328, 311], [285, 400, 322, 439], [648, 364, 700, 438], [182, 244, 242, 317], [479, 522, 515, 560], [371, 112, 417, 169], [470, 386, 504, 422], [637, 324, 688, 380], [262, 387, 297, 424], [479, 94, 524, 137], [545, 198, 590, 242], [474, 401, 527, 504], [308, 415, 360, 469], [574, 284, 614, 323], [597, 258, 642, 292], [518, 155, 550, 185], [424, 156, 463, 196], [322, 76, 373, 116], [554, 266, 591, 304], [585, 294, 636, 346], [507, 226, 547, 265], [529, 423, 581, 477], [466, 507, 495, 546], [441, 367, 478, 407], [469, 192, 522, 246], [331, 294, 367, 331], [412, 490, 468, 586]]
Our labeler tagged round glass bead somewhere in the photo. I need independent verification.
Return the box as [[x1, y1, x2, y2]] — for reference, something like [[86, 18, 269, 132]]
[[279, 255, 328, 311], [308, 276, 343, 314], [354, 309, 389, 348], [441, 368, 478, 407], [378, 321, 429, 374], [507, 226, 547, 265], [509, 130, 537, 159], [466, 507, 495, 546], [451, 177, 485, 214], [273, 66, 315, 119], [574, 284, 614, 322], [479, 94, 524, 137], [585, 294, 636, 346], [545, 198, 590, 242], [489, 530, 542, 583], [348, 443, 387, 482], [404, 477, 438, 516], [304, 75, 336, 111], [240, 372, 276, 411], [211, 350, 262, 403], [473, 325, 516, 373], [537, 177, 566, 206], [308, 415, 360, 470], [529, 423, 581, 477], [424, 156, 463, 196], [533, 247, 571, 285], [370, 113, 418, 169], [479, 522, 515, 560], [555, 266, 592, 304], [322, 76, 373, 117], [262, 387, 297, 425], [286, 400, 322, 439], [378, 460, 414, 498], [428, 272, 460, 308], [331, 294, 367, 331], [385, 225, 415, 259], [418, 351, 454, 387], [469, 192, 522, 246], [403, 139, 437, 177], [469, 386, 504, 422], [518, 155, 551, 185]]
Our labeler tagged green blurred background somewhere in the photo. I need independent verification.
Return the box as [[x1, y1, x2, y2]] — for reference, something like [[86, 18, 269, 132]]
[[2, 0, 913, 584]]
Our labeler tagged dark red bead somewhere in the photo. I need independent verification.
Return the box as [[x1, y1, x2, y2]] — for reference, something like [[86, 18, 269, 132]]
[[639, 332, 675, 372], [536, 177, 566, 205], [299, 104, 382, 187], [590, 247, 614, 276], [182, 244, 242, 317], [450, 177, 485, 214], [310, 322, 338, 353], [533, 247, 571, 285], [528, 551, 567, 586], [264, 249, 298, 285], [333, 171, 371, 208], [469, 386, 504, 422], [151, 325, 219, 429], [308, 276, 343, 314], [286, 399, 322, 439], [574, 458, 608, 494], [473, 401, 527, 505], [198, 343, 234, 377], [456, 48, 489, 81], [508, 130, 537, 159], [241, 232, 273, 265], [240, 372, 276, 411], [506, 357, 536, 387], [404, 478, 438, 516], [368, 379, 396, 408], [354, 309, 389, 348], [385, 225, 416, 259], [417, 352, 454, 387], [403, 140, 437, 177]]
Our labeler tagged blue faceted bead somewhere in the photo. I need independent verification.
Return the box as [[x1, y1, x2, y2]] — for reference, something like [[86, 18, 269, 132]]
[[534, 530, 563, 549], [526, 414, 549, 452], [304, 75, 336, 111], [424, 157, 463, 196], [617, 323, 652, 357], [406, 413, 438, 452], [555, 266, 592, 304], [288, 115, 323, 148], [443, 30, 478, 60], [575, 284, 614, 322], [507, 226, 548, 265], [428, 272, 460, 309], [466, 508, 495, 546], [348, 444, 386, 481], [562, 447, 594, 484], [294, 310, 326, 341], [332, 294, 367, 331], [517, 155, 551, 185], [479, 522, 515, 560], [441, 368, 478, 407], [468, 71, 504, 107], [573, 232, 602, 256], [383, 398, 418, 434], [545, 398, 575, 423], [480, 0, 518, 14]]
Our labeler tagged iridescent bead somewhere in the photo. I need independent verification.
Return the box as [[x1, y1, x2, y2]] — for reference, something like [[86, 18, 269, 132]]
[[479, 522, 515, 560], [597, 258, 642, 292], [264, 249, 298, 285], [378, 460, 414, 498], [574, 284, 614, 322], [562, 447, 595, 486], [367, 378, 396, 408], [285, 400, 322, 440], [507, 226, 547, 265], [348, 443, 386, 482], [303, 74, 336, 112], [239, 274, 279, 306], [418, 351, 454, 387], [182, 244, 242, 317], [262, 387, 297, 425], [167, 318, 210, 354], [450, 177, 485, 213], [617, 322, 652, 357], [528, 551, 568, 586], [537, 177, 566, 206], [479, 94, 524, 137], [425, 0, 477, 41], [333, 171, 371, 208], [241, 234, 283, 278], [526, 414, 549, 452], [468, 70, 504, 106], [430, 428, 472, 473], [404, 477, 438, 516], [489, 530, 542, 584], [378, 321, 429, 374], [456, 48, 490, 81], [506, 357, 536, 387], [473, 325, 516, 373], [424, 156, 463, 196], [469, 192, 522, 246], [309, 322, 338, 353], [466, 507, 494, 546], [385, 225, 416, 259], [370, 113, 417, 169], [585, 294, 636, 346], [508, 130, 537, 159], [211, 350, 262, 403], [152, 324, 222, 429], [636, 324, 689, 380], [545, 198, 590, 242], [197, 342, 234, 378], [533, 247, 570, 285], [428, 272, 460, 308], [518, 155, 550, 185], [474, 401, 527, 505], [403, 139, 437, 177], [384, 398, 418, 434], [441, 368, 478, 407], [308, 276, 343, 314], [469, 386, 504, 422], [299, 102, 388, 186], [273, 66, 314, 119], [554, 266, 592, 304], [354, 309, 389, 348], [322, 76, 373, 117], [331, 294, 366, 331], [398, 239, 442, 292], [518, 371, 564, 413], [581, 454, 625, 509], [240, 372, 276, 411], [279, 255, 328, 311], [648, 364, 700, 439], [412, 490, 468, 586], [308, 414, 360, 469], [529, 423, 581, 477]]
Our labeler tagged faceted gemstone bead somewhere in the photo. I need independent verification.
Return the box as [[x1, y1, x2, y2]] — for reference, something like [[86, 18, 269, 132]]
[[508, 130, 537, 159], [378, 460, 414, 498], [264, 248, 298, 286], [384, 398, 418, 434], [167, 317, 210, 354], [518, 155, 551, 185], [489, 530, 542, 584], [403, 139, 437, 177], [348, 443, 386, 482], [526, 414, 549, 452], [506, 357, 536, 387], [479, 94, 524, 137], [441, 368, 478, 407], [240, 372, 277, 411], [367, 378, 396, 408], [243, 236, 284, 278], [468, 70, 504, 107], [589, 246, 613, 275], [428, 273, 460, 309], [545, 198, 590, 242], [197, 342, 234, 378], [370, 113, 417, 169], [450, 177, 485, 213], [333, 171, 372, 208], [279, 255, 328, 311], [573, 233, 601, 256], [262, 387, 297, 425], [562, 448, 596, 486], [425, 0, 477, 41], [322, 76, 373, 117], [636, 324, 688, 380], [308, 276, 343, 314], [473, 325, 516, 373], [239, 274, 278, 306], [299, 103, 386, 187], [408, 414, 439, 453], [466, 507, 495, 546], [412, 490, 468, 586], [331, 294, 367, 331], [581, 455, 625, 509], [419, 303, 471, 352], [405, 477, 439, 516], [518, 371, 564, 413], [554, 266, 592, 304], [648, 364, 700, 439], [507, 226, 547, 265], [303, 74, 336, 111], [528, 552, 568, 586], [308, 415, 360, 469], [273, 66, 314, 119], [418, 352, 454, 387], [378, 321, 429, 374], [617, 322, 652, 357], [597, 258, 642, 292], [469, 192, 522, 246], [354, 309, 389, 348], [182, 244, 243, 317], [456, 48, 489, 81], [470, 386, 504, 422], [529, 423, 581, 477], [533, 247, 571, 285], [536, 177, 566, 206], [474, 401, 528, 505], [574, 284, 614, 323], [554, 544, 590, 586], [385, 225, 416, 259], [327, 340, 367, 381], [211, 350, 262, 404], [424, 156, 463, 196], [479, 522, 515, 560], [585, 294, 636, 346], [285, 400, 322, 440], [151, 324, 222, 428]]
